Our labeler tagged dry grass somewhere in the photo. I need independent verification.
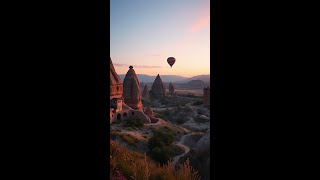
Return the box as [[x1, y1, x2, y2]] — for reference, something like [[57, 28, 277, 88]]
[[110, 139, 200, 180]]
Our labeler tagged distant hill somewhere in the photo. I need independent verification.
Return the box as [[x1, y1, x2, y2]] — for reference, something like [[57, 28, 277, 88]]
[[119, 74, 188, 83], [175, 75, 210, 84], [174, 80, 209, 89], [187, 80, 208, 87], [119, 74, 210, 84]]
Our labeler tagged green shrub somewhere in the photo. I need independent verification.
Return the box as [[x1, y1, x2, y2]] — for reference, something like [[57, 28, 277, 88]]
[[150, 146, 173, 164], [123, 117, 144, 128], [148, 128, 175, 164]]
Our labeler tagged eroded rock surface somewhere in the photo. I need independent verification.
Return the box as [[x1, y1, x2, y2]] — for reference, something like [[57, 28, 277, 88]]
[[150, 74, 166, 98], [123, 66, 143, 110]]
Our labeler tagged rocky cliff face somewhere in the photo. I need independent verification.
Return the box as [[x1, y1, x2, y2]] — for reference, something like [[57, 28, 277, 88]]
[[123, 66, 143, 111], [110, 58, 123, 100], [150, 74, 166, 98]]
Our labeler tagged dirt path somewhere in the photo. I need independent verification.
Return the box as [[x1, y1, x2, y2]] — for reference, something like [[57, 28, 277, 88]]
[[172, 131, 201, 167], [172, 133, 191, 166]]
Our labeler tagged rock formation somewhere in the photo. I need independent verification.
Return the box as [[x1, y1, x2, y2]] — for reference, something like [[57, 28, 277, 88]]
[[144, 106, 154, 117], [123, 66, 143, 111], [150, 74, 166, 98], [110, 59, 151, 124], [203, 86, 210, 106], [142, 84, 149, 100], [194, 130, 210, 180], [110, 58, 123, 100], [169, 82, 175, 94]]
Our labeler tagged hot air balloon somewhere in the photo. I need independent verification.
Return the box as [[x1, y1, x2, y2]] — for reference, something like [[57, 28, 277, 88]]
[[167, 57, 176, 68]]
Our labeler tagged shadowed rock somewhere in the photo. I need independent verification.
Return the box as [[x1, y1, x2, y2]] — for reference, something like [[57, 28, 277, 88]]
[[144, 106, 154, 117], [150, 74, 166, 98], [169, 82, 175, 94], [142, 84, 149, 99]]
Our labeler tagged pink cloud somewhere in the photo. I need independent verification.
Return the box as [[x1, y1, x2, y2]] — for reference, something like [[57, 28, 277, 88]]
[[191, 15, 210, 32]]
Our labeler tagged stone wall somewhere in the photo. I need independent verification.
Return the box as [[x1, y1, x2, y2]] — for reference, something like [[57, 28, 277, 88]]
[[110, 108, 151, 124]]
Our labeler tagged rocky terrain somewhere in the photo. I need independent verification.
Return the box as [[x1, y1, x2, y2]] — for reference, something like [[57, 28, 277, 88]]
[[110, 93, 211, 179], [110, 59, 211, 179]]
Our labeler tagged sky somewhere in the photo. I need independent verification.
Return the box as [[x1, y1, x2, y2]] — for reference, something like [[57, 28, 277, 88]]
[[110, 0, 210, 78]]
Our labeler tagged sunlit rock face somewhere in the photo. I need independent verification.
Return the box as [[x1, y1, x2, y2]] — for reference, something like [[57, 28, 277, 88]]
[[123, 66, 143, 111], [150, 74, 166, 98], [110, 58, 123, 100], [169, 82, 175, 94]]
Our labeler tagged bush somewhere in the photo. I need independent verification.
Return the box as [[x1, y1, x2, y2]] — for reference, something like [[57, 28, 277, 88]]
[[149, 129, 174, 148], [123, 117, 144, 128], [150, 146, 173, 164], [148, 128, 175, 164]]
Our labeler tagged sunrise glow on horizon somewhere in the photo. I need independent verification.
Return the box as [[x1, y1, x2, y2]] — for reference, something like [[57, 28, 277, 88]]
[[111, 0, 210, 78]]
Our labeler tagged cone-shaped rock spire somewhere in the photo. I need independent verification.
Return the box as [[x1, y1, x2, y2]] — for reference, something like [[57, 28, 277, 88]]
[[142, 84, 149, 99], [150, 74, 166, 98], [123, 66, 143, 110]]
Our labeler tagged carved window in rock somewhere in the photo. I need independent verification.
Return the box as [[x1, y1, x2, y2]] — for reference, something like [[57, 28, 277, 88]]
[[123, 113, 127, 117], [117, 113, 121, 120], [110, 98, 118, 109], [132, 112, 134, 115]]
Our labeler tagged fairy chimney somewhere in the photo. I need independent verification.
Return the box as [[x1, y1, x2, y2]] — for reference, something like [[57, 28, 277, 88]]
[[142, 84, 149, 99], [169, 82, 175, 95], [150, 74, 166, 98], [123, 66, 143, 111]]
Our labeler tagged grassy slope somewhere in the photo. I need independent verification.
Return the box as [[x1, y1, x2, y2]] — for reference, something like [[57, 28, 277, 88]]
[[110, 139, 201, 180]]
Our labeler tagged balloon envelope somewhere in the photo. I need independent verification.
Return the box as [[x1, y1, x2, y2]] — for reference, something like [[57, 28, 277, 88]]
[[167, 57, 176, 68]]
